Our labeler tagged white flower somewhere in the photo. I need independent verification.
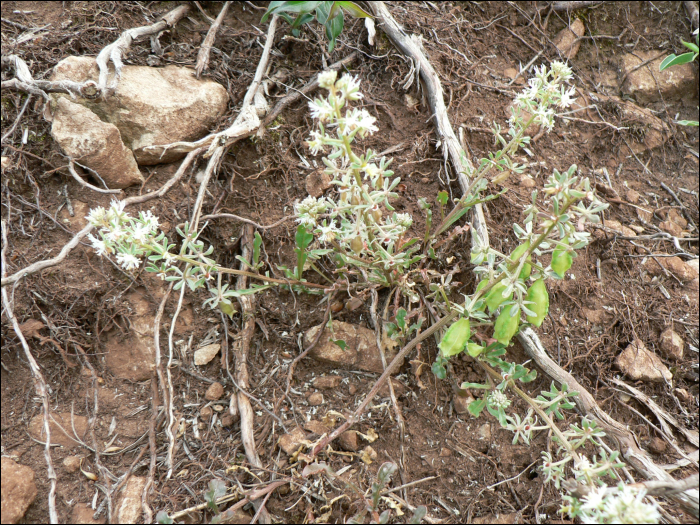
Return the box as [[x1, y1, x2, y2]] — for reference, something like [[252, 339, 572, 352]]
[[317, 70, 338, 90], [336, 74, 362, 100], [85, 206, 107, 227], [488, 390, 511, 409], [162, 251, 176, 267], [140, 210, 159, 232], [558, 86, 577, 108], [317, 220, 338, 243], [116, 252, 140, 271], [551, 61, 573, 82], [87, 233, 110, 256], [106, 200, 128, 223], [394, 213, 413, 228], [307, 130, 325, 155], [308, 98, 334, 122], [106, 225, 125, 243], [130, 224, 150, 243], [580, 486, 607, 513]]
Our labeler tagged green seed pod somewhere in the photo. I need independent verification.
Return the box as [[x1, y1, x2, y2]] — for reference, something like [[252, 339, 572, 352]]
[[350, 236, 364, 254], [485, 283, 512, 313], [509, 241, 532, 280], [525, 279, 549, 327], [439, 319, 470, 357], [551, 241, 573, 278], [371, 208, 382, 223], [494, 304, 520, 346]]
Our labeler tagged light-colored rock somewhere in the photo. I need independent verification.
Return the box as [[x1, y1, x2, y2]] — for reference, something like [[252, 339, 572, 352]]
[[644, 255, 699, 282], [51, 56, 229, 165], [51, 97, 143, 189], [659, 328, 684, 361], [306, 170, 332, 197], [1, 457, 37, 524], [194, 343, 221, 366], [519, 175, 536, 188], [667, 209, 688, 228], [615, 339, 672, 383], [660, 220, 683, 237], [104, 289, 156, 381], [278, 427, 308, 455], [308, 392, 324, 406], [621, 50, 697, 104], [116, 476, 146, 524], [552, 18, 585, 59], [63, 455, 82, 473], [205, 382, 224, 401], [28, 412, 89, 448], [604, 219, 636, 237], [304, 420, 330, 436], [304, 321, 398, 374], [313, 375, 342, 389], [453, 393, 473, 415], [625, 188, 640, 204], [648, 436, 666, 455]]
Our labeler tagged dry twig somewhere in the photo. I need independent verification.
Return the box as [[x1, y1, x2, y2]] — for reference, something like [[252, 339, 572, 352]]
[[195, 1, 231, 78]]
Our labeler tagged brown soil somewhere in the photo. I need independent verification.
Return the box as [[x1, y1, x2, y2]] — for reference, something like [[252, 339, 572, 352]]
[[1, 2, 698, 524]]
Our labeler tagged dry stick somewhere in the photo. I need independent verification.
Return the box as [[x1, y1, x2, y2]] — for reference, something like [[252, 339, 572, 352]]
[[95, 4, 191, 96], [518, 327, 700, 518], [1, 92, 32, 143], [1, 221, 58, 524], [660, 181, 698, 231], [1, 147, 203, 287], [686, 0, 700, 30], [67, 160, 122, 194], [234, 224, 271, 524], [195, 1, 231, 78], [367, 1, 490, 250]]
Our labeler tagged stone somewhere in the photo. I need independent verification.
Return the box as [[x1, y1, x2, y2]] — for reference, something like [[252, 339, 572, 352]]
[[615, 339, 672, 383], [194, 343, 221, 366], [104, 289, 157, 381], [313, 375, 342, 389], [51, 56, 229, 165], [205, 382, 224, 401], [453, 393, 473, 415], [348, 383, 357, 395], [476, 423, 491, 453], [582, 307, 612, 327], [474, 512, 522, 524], [308, 392, 324, 406], [304, 321, 398, 374], [71, 505, 106, 524], [659, 328, 684, 361], [643, 256, 699, 282], [339, 431, 359, 452], [304, 420, 330, 436], [667, 209, 688, 228], [519, 175, 536, 188], [603, 219, 636, 237], [660, 220, 683, 237], [116, 476, 146, 524], [439, 447, 453, 457], [306, 170, 332, 197], [621, 50, 697, 104], [51, 97, 143, 189], [626, 189, 640, 204], [278, 427, 308, 455], [552, 18, 585, 59], [28, 412, 89, 449], [648, 437, 666, 455], [63, 455, 82, 473], [1, 457, 37, 524], [675, 388, 691, 403]]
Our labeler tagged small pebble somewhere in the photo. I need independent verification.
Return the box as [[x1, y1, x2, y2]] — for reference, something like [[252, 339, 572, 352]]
[[648, 437, 666, 455], [308, 392, 324, 406], [205, 382, 224, 401]]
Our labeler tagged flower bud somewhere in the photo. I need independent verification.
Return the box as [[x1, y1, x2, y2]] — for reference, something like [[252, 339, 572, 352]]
[[350, 236, 364, 254]]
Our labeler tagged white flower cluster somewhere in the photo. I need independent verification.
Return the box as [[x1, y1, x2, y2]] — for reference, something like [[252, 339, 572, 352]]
[[488, 389, 511, 409], [297, 72, 415, 272], [511, 61, 576, 134], [86, 201, 160, 271], [578, 484, 660, 524]]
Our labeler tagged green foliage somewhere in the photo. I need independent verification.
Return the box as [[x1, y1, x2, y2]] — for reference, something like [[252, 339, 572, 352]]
[[262, 1, 371, 52]]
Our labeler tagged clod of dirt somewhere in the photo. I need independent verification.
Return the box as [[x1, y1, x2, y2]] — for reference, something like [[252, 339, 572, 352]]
[[305, 170, 332, 197], [50, 97, 143, 189], [205, 381, 225, 401], [615, 339, 672, 383], [659, 328, 684, 361], [648, 437, 667, 455], [116, 476, 146, 524], [620, 50, 698, 104], [675, 388, 691, 403], [62, 455, 82, 473], [476, 423, 492, 454], [1, 457, 37, 525], [339, 431, 360, 452], [194, 343, 221, 366], [643, 256, 699, 282], [70, 504, 106, 524], [378, 377, 407, 397], [308, 392, 324, 406], [304, 420, 330, 436], [552, 18, 585, 60], [453, 392, 473, 415], [28, 412, 89, 449], [50, 56, 229, 165], [519, 175, 536, 188], [626, 188, 641, 204], [603, 219, 637, 237], [660, 220, 684, 237], [278, 427, 309, 455], [439, 447, 453, 457], [305, 321, 398, 374], [473, 512, 522, 524], [312, 375, 342, 389]]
